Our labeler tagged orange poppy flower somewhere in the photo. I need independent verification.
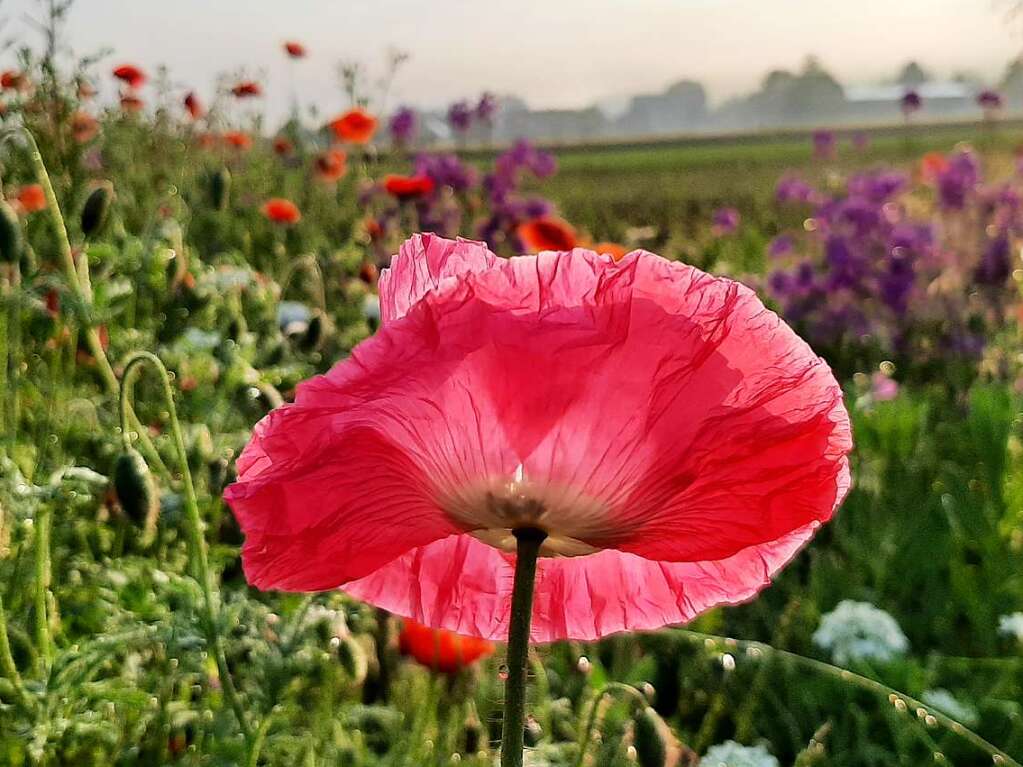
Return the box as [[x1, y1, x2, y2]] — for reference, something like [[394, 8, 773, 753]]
[[920, 151, 949, 183], [223, 131, 253, 151], [383, 174, 435, 200], [398, 619, 494, 674], [16, 184, 46, 214], [262, 198, 302, 224], [517, 216, 577, 252], [272, 136, 293, 156], [231, 81, 262, 99], [71, 112, 99, 143], [284, 41, 306, 58], [592, 242, 629, 261], [329, 108, 377, 144], [0, 70, 28, 92], [184, 91, 203, 120], [314, 148, 347, 182], [120, 94, 144, 113], [112, 64, 146, 89], [358, 260, 379, 284]]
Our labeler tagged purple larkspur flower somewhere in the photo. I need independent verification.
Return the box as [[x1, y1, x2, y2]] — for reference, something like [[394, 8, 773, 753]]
[[976, 232, 1012, 286], [389, 107, 418, 145], [813, 129, 836, 160], [447, 100, 473, 133], [978, 90, 1003, 111], [476, 92, 498, 122], [776, 174, 817, 205], [712, 206, 741, 235], [901, 90, 922, 114], [768, 234, 794, 258], [414, 152, 478, 192], [936, 149, 981, 210]]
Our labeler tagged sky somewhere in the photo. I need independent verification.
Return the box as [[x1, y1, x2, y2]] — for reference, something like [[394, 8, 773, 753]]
[[3, 0, 1022, 122]]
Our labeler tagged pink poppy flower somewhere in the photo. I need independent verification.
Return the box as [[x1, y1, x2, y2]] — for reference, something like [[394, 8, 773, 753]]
[[225, 234, 851, 642]]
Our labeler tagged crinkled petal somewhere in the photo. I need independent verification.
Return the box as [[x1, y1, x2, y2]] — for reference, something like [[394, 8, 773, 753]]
[[345, 524, 818, 642]]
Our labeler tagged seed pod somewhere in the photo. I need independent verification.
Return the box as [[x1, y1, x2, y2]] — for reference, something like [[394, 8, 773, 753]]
[[523, 715, 544, 747], [209, 168, 231, 211], [113, 448, 159, 544], [335, 634, 368, 685], [0, 200, 22, 264], [632, 706, 672, 767], [80, 183, 113, 237]]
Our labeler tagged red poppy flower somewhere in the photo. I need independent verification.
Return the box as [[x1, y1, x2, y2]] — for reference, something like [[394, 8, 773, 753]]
[[383, 174, 436, 200], [184, 91, 203, 120], [231, 81, 262, 99], [223, 131, 253, 151], [120, 94, 144, 113], [272, 136, 293, 156], [16, 184, 46, 214], [359, 260, 379, 284], [262, 198, 301, 224], [399, 619, 495, 673], [920, 151, 949, 184], [592, 242, 629, 262], [224, 235, 853, 642], [284, 41, 306, 58], [329, 108, 378, 144], [517, 217, 577, 252], [314, 148, 347, 182], [0, 70, 28, 92], [112, 64, 146, 89], [71, 112, 99, 143]]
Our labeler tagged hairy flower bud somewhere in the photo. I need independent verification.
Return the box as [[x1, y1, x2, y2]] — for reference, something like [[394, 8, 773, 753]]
[[80, 183, 113, 237], [113, 448, 159, 544], [0, 200, 22, 264]]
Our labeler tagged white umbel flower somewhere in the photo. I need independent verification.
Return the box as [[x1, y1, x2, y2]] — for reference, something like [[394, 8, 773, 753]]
[[812, 600, 909, 665]]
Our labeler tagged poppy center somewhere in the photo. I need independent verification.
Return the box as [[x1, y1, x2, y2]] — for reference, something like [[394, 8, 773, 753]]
[[441, 464, 606, 558]]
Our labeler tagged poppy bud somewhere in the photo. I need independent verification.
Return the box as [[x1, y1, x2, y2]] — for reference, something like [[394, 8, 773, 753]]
[[462, 707, 485, 755], [113, 448, 159, 544], [632, 707, 672, 767], [80, 183, 113, 237], [0, 200, 22, 264], [335, 634, 368, 684], [298, 311, 331, 352], [523, 714, 544, 747], [208, 168, 231, 211]]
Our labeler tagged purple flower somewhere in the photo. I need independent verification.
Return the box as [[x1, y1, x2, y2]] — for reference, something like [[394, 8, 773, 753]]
[[476, 92, 498, 122], [978, 90, 1003, 111], [813, 130, 836, 160], [388, 107, 418, 145], [414, 152, 478, 192], [901, 90, 922, 115], [871, 371, 899, 401], [776, 174, 818, 205], [936, 149, 981, 210], [712, 206, 741, 236], [447, 100, 473, 133], [976, 232, 1012, 286], [768, 234, 794, 258]]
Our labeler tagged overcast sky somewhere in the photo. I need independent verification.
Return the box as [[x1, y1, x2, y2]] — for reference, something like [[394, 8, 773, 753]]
[[3, 0, 1021, 120]]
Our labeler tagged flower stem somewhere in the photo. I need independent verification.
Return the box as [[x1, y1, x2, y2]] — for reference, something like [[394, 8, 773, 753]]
[[33, 503, 52, 669], [119, 351, 253, 742], [0, 595, 30, 710], [500, 527, 546, 767]]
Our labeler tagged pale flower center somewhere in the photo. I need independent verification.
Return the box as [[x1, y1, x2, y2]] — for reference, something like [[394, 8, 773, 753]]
[[441, 464, 610, 557]]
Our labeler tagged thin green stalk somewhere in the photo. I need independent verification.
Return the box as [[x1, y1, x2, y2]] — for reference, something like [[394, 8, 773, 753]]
[[573, 682, 648, 767], [119, 351, 253, 741], [0, 595, 30, 710], [674, 629, 1021, 767], [33, 503, 52, 670], [6, 264, 20, 444], [500, 527, 546, 767]]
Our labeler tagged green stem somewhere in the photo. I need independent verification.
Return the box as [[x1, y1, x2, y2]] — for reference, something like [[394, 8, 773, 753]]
[[573, 682, 648, 767], [674, 629, 1022, 767], [33, 503, 52, 670], [500, 527, 546, 767], [119, 351, 253, 742], [0, 595, 30, 710]]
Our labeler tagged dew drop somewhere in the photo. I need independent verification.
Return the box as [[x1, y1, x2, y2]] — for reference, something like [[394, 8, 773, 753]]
[[925, 715, 937, 728], [720, 653, 736, 672], [498, 664, 509, 681], [933, 752, 945, 763], [626, 745, 638, 761], [993, 756, 1005, 765], [576, 656, 591, 674], [329, 636, 341, 649], [893, 698, 908, 713]]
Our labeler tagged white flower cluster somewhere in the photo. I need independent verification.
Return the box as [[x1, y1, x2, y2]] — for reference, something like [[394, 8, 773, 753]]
[[812, 600, 909, 665], [177, 327, 221, 352], [921, 688, 979, 727], [998, 612, 1023, 643], [702, 740, 780, 767]]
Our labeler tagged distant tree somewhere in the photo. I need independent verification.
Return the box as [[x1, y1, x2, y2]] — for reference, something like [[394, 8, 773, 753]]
[[1002, 57, 1023, 102], [897, 61, 930, 87]]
